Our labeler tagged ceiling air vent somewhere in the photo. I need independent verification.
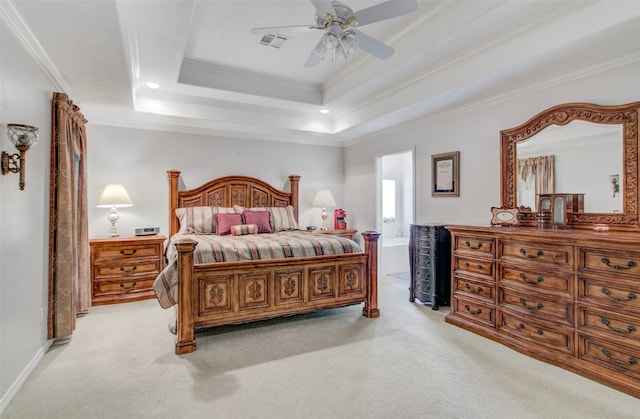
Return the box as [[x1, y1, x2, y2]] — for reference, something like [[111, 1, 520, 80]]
[[259, 33, 289, 49]]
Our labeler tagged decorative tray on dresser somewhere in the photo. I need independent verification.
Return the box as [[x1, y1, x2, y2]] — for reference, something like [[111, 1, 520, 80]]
[[445, 225, 640, 398], [90, 235, 166, 305]]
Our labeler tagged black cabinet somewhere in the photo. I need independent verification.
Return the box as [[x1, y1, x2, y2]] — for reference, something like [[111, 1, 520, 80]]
[[409, 224, 451, 309]]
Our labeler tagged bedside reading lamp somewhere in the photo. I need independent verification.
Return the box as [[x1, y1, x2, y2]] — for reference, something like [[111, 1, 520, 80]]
[[97, 184, 133, 237], [312, 189, 336, 230], [2, 124, 39, 190]]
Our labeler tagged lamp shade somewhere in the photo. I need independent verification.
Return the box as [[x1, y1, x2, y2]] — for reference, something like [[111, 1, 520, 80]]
[[312, 189, 336, 208], [7, 124, 39, 147], [97, 184, 133, 208]]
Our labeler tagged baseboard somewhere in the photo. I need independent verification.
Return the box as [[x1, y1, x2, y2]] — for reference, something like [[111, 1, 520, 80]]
[[0, 339, 53, 415]]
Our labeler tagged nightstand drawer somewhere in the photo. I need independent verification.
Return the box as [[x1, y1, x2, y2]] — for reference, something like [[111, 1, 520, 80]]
[[94, 277, 156, 295], [93, 244, 161, 261], [93, 259, 162, 279]]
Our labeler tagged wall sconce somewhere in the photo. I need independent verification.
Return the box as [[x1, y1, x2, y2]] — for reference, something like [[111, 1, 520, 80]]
[[96, 184, 133, 237], [610, 174, 620, 198], [2, 124, 39, 190], [312, 189, 337, 230]]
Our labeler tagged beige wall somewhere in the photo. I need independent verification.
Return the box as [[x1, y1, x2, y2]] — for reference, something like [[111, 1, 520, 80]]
[[343, 61, 640, 234], [85, 125, 345, 238], [0, 21, 54, 406]]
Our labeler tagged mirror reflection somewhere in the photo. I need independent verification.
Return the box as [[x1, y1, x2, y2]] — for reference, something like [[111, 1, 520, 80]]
[[516, 121, 623, 213]]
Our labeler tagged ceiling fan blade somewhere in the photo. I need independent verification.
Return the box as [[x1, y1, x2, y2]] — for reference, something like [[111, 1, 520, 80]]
[[353, 29, 394, 60], [311, 0, 336, 20], [304, 53, 321, 68], [251, 25, 316, 35], [354, 0, 418, 27]]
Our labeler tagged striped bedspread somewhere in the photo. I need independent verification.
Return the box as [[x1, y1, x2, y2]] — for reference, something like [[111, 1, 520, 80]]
[[153, 230, 363, 308]]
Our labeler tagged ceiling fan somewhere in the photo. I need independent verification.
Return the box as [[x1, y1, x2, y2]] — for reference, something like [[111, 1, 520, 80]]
[[251, 0, 418, 67]]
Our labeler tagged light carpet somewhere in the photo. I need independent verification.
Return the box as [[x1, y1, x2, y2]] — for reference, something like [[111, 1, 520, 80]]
[[2, 276, 638, 418]]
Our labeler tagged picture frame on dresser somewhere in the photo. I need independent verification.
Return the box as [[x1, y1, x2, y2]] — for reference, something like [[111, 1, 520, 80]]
[[432, 151, 460, 197]]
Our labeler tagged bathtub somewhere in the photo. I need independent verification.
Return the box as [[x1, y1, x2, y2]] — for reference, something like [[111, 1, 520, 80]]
[[380, 236, 410, 277]]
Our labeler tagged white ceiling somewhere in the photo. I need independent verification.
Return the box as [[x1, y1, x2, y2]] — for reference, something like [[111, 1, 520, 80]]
[[3, 0, 640, 146]]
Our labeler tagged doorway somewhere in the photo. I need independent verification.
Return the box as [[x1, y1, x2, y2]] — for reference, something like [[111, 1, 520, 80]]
[[376, 148, 414, 278]]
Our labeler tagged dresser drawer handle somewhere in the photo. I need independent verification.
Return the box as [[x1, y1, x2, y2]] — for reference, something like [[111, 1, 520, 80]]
[[519, 273, 543, 284], [120, 249, 137, 256], [464, 283, 483, 294], [601, 348, 637, 367], [601, 317, 637, 335], [464, 304, 482, 316], [519, 323, 544, 335], [120, 266, 137, 273], [119, 281, 137, 290], [464, 241, 483, 250], [519, 248, 543, 259], [601, 287, 637, 302], [519, 298, 543, 311], [600, 257, 637, 271]]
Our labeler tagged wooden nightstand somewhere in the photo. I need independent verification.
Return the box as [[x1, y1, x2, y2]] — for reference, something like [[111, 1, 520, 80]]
[[90, 235, 166, 305], [312, 228, 357, 241]]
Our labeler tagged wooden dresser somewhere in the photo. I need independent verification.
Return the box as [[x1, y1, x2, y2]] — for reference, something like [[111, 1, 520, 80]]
[[90, 235, 166, 305], [446, 225, 640, 398], [409, 224, 451, 309]]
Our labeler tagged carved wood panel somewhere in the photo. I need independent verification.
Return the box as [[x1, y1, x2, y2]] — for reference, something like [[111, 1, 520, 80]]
[[238, 273, 270, 310], [309, 267, 336, 301], [338, 263, 365, 297], [274, 269, 305, 305], [199, 274, 233, 314]]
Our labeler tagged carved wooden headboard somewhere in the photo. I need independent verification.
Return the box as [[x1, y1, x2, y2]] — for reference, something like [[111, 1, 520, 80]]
[[167, 170, 300, 236]]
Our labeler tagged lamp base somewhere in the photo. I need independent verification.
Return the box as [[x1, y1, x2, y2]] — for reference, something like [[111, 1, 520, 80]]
[[108, 206, 120, 237], [320, 208, 329, 230]]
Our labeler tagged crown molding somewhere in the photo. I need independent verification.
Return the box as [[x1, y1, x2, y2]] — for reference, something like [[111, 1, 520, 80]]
[[0, 0, 72, 94]]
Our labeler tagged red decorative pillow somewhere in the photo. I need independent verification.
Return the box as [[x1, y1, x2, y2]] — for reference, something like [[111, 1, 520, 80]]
[[242, 210, 272, 233], [214, 213, 243, 235]]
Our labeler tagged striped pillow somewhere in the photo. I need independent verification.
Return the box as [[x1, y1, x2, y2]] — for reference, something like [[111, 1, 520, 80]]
[[175, 206, 237, 234], [234, 205, 299, 232], [230, 224, 258, 236]]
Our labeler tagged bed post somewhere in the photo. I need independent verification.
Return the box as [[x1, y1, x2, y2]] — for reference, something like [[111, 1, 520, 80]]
[[288, 174, 301, 221], [167, 170, 181, 237], [361, 230, 381, 318], [175, 239, 197, 354]]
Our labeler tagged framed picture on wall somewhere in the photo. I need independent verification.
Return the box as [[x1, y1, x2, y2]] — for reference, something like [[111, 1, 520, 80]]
[[432, 151, 460, 197]]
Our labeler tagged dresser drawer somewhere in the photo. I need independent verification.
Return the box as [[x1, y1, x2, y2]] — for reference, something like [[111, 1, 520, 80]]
[[578, 276, 640, 313], [454, 275, 495, 302], [454, 256, 494, 279], [499, 263, 572, 296], [499, 312, 574, 355], [452, 295, 495, 327], [579, 335, 640, 380], [93, 259, 162, 279], [92, 243, 162, 262], [499, 288, 573, 326], [579, 247, 640, 278], [454, 235, 495, 257], [94, 277, 156, 296], [579, 306, 640, 347], [499, 240, 573, 268]]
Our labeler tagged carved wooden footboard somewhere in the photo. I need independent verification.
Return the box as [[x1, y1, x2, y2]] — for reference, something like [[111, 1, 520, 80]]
[[166, 170, 380, 354]]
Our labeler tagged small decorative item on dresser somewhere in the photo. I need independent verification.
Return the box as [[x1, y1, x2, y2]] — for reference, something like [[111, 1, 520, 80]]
[[490, 206, 520, 226]]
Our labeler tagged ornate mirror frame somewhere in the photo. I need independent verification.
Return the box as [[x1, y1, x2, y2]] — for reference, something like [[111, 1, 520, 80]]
[[500, 101, 640, 230]]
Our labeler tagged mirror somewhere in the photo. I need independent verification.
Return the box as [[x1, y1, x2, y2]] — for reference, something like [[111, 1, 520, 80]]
[[500, 101, 640, 230]]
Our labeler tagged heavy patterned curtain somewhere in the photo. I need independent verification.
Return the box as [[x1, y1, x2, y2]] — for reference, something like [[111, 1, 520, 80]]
[[48, 92, 89, 339], [517, 155, 555, 199]]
